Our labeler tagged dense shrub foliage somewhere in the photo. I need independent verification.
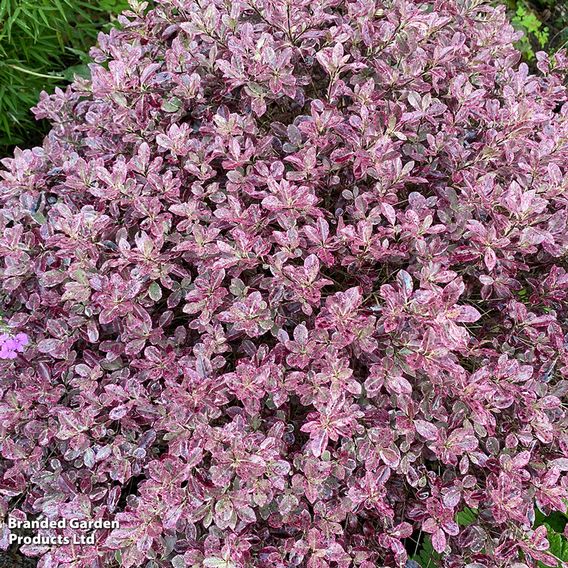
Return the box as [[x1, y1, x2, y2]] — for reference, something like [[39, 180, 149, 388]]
[[2, 0, 568, 566]]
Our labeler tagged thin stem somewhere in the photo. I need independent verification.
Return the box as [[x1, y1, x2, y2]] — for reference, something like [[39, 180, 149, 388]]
[[4, 63, 66, 80]]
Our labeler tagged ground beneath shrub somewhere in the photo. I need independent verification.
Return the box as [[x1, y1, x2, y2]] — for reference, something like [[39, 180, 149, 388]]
[[0, 550, 36, 568]]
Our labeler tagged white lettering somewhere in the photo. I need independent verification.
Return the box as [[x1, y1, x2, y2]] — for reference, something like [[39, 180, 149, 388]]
[[5, 516, 119, 545], [72, 533, 95, 544], [7, 517, 18, 528]]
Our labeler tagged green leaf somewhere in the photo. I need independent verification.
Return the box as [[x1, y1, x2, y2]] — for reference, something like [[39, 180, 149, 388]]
[[148, 282, 162, 302], [30, 211, 46, 225], [62, 63, 90, 81], [535, 508, 568, 533], [161, 97, 182, 112], [536, 523, 568, 568], [411, 535, 441, 568], [0, 0, 128, 152], [456, 507, 478, 527], [546, 512, 568, 534]]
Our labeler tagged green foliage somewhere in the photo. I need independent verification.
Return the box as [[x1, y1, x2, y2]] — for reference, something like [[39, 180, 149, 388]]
[[0, 0, 128, 153], [505, 0, 568, 62], [411, 535, 441, 568], [508, 0, 549, 60], [411, 508, 478, 567], [537, 524, 568, 567], [533, 508, 568, 568], [456, 506, 478, 527], [410, 507, 568, 567], [535, 509, 568, 534]]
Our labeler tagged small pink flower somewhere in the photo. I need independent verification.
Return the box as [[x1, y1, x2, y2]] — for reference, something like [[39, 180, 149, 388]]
[[0, 331, 29, 359]]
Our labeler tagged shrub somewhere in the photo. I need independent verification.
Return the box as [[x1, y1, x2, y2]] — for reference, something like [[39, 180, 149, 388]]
[[1, 0, 568, 567], [0, 0, 128, 153]]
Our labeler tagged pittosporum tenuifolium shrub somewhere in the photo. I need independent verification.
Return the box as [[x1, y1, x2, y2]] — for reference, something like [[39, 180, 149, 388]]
[[2, 0, 568, 566], [0, 0, 129, 153]]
